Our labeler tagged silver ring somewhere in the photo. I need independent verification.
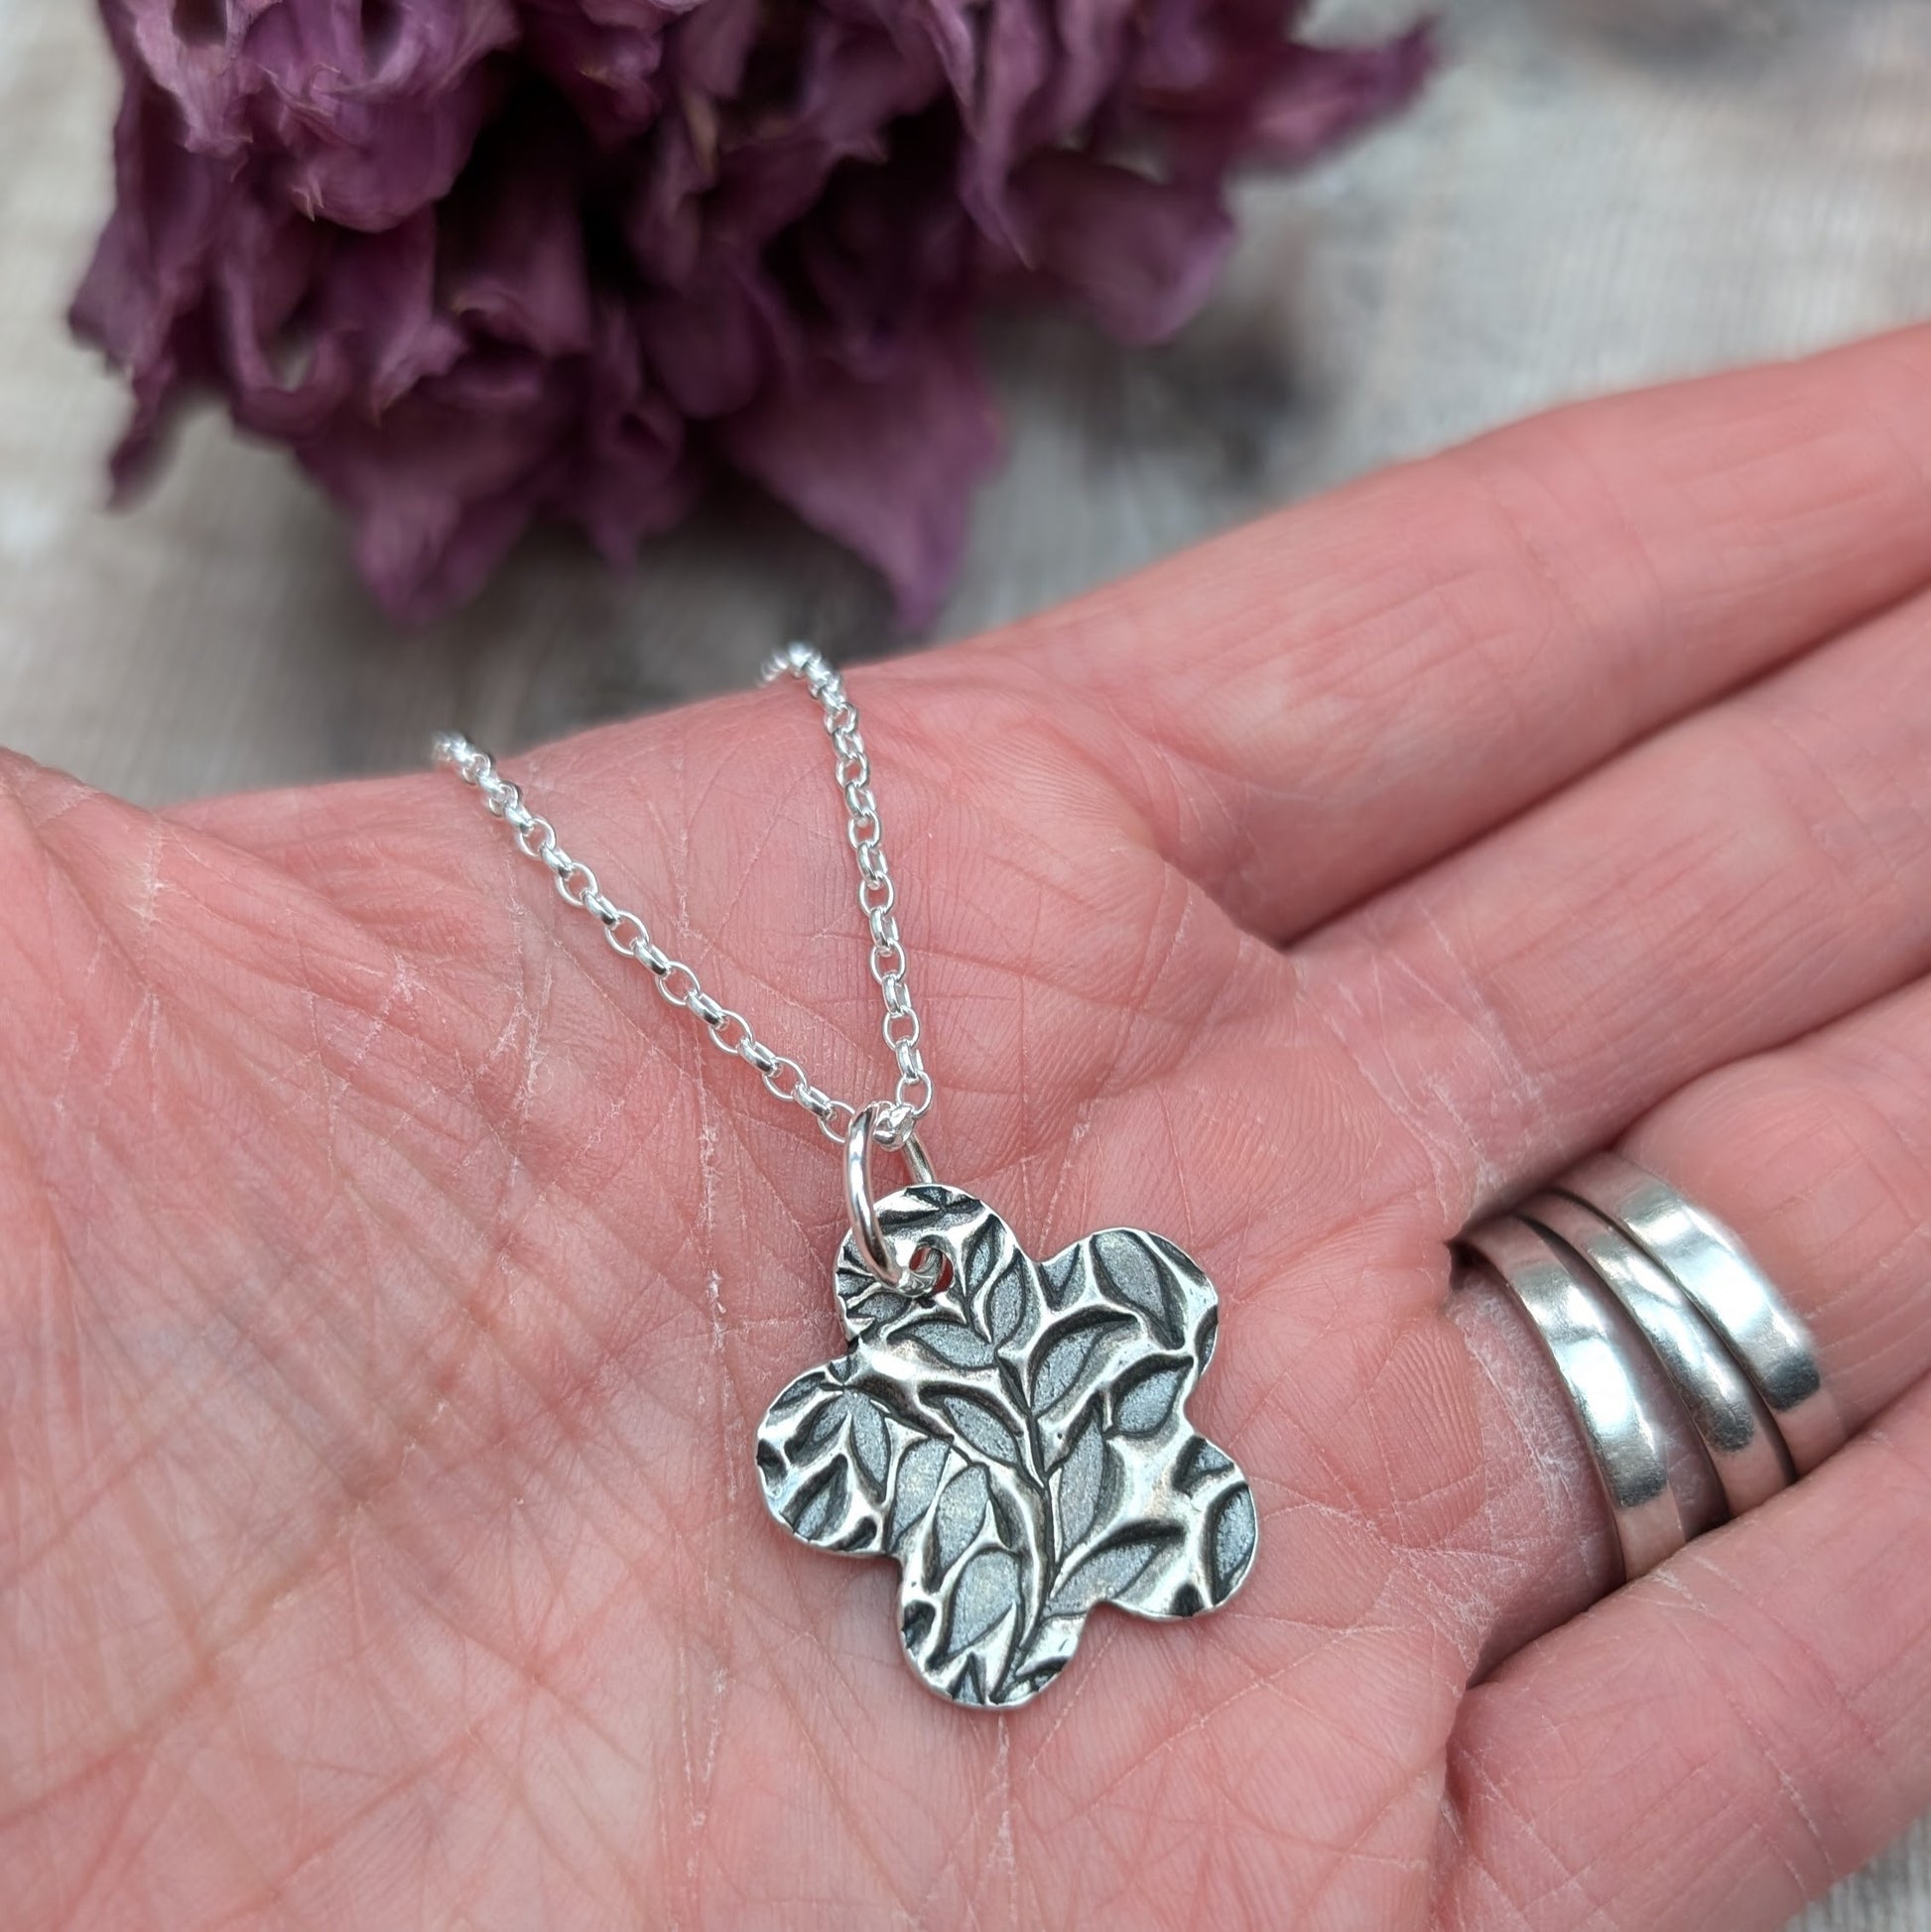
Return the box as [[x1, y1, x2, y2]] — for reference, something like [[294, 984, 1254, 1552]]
[[1460, 1217, 1687, 1585], [1521, 1194, 1792, 1517], [1556, 1153, 1846, 1473], [843, 1103, 936, 1288]]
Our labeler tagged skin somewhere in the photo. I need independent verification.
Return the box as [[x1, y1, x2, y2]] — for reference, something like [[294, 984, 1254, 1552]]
[[4, 328, 1931, 1932]]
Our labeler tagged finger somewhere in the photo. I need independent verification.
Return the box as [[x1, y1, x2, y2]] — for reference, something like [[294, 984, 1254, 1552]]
[[971, 324, 1931, 939], [166, 334, 1931, 1256], [1626, 995, 1931, 1431], [1436, 1372, 1931, 1932], [1293, 574, 1931, 1243], [1425, 963, 1931, 1672]]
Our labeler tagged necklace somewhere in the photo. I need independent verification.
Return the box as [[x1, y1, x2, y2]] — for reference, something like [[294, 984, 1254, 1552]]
[[436, 645, 1256, 1709]]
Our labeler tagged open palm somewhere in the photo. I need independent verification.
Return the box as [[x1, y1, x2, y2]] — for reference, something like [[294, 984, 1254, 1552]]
[[6, 329, 1931, 1930]]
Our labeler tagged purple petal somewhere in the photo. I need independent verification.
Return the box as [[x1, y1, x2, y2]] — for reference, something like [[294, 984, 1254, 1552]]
[[957, 0, 1053, 240], [212, 198, 347, 436], [442, 110, 595, 357], [241, 0, 518, 228], [564, 302, 700, 559], [790, 161, 975, 382], [645, 16, 944, 286], [259, 73, 503, 231], [1003, 152, 1233, 344], [1033, 0, 1136, 136], [1247, 27, 1435, 165], [321, 214, 467, 406], [520, 0, 673, 143], [68, 79, 230, 486], [354, 483, 536, 621], [723, 323, 1001, 626], [621, 109, 711, 287], [637, 267, 792, 419], [912, 0, 976, 101], [1135, 17, 1434, 175], [675, 0, 761, 98], [297, 351, 573, 617]]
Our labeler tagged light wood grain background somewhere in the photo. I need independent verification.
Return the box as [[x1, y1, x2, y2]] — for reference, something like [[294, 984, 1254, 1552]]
[[2, 0, 1928, 1922]]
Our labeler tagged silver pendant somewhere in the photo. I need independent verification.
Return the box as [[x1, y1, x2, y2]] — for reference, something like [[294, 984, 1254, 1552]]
[[755, 1182, 1258, 1709]]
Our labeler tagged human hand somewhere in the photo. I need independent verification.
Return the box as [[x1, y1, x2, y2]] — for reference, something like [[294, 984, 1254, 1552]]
[[5, 328, 1931, 1929]]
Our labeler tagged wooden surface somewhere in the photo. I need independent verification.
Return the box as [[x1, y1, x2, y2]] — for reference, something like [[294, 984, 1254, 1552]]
[[2, 0, 1929, 1922]]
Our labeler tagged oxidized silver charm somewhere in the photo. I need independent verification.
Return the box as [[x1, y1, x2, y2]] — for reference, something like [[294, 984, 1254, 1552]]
[[755, 1180, 1258, 1708], [441, 665, 1260, 1713]]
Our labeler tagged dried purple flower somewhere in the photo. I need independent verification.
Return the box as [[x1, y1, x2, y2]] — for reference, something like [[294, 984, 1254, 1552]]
[[73, 0, 1428, 625]]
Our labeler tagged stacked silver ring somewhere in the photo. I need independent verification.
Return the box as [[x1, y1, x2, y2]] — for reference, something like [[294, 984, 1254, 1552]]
[[1459, 1153, 1848, 1585]]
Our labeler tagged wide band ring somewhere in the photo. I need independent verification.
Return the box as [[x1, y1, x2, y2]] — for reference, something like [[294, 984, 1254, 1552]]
[[1554, 1153, 1846, 1473], [1459, 1153, 1841, 1586], [1460, 1217, 1686, 1585], [1520, 1193, 1793, 1518]]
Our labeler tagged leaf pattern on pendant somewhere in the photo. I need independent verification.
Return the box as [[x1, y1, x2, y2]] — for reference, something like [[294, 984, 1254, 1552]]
[[755, 1185, 1258, 1708]]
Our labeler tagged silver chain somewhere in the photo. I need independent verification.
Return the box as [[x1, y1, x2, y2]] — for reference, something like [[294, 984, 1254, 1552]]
[[433, 642, 933, 1150]]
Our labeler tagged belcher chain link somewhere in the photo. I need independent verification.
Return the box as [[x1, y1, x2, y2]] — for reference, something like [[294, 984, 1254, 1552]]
[[433, 642, 933, 1153]]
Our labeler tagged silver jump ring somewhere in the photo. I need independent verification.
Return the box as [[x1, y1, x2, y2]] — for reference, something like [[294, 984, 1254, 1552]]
[[843, 1103, 937, 1288]]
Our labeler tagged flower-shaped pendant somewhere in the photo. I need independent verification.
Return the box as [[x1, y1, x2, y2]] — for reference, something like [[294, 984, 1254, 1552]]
[[755, 1184, 1257, 1708]]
